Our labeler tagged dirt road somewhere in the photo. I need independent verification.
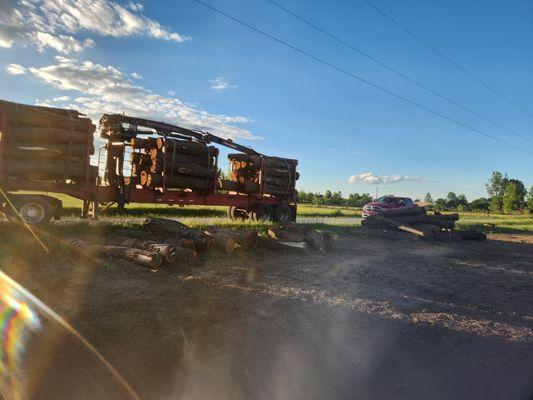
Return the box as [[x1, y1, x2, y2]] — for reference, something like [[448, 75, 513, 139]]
[[3, 230, 533, 399]]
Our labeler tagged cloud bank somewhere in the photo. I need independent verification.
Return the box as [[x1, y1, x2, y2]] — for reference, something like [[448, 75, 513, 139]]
[[0, 0, 189, 53], [9, 57, 258, 140], [348, 172, 423, 185]]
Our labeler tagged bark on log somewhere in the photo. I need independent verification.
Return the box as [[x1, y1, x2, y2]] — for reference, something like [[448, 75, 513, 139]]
[[205, 232, 235, 254], [1, 103, 94, 131], [167, 163, 214, 179], [379, 206, 426, 218], [147, 174, 214, 190], [70, 240, 162, 268], [228, 154, 297, 170], [143, 218, 213, 253], [6, 158, 88, 180], [6, 141, 93, 157], [130, 137, 160, 149], [431, 212, 460, 221], [174, 246, 198, 264], [165, 139, 206, 155], [362, 215, 436, 239], [205, 227, 259, 250], [257, 237, 306, 252], [3, 125, 89, 143]]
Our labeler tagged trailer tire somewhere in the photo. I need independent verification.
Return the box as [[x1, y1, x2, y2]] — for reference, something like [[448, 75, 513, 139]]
[[6, 196, 53, 226], [274, 204, 292, 224], [252, 203, 273, 222]]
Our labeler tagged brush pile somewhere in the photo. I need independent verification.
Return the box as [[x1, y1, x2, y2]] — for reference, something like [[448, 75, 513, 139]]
[[130, 137, 218, 191], [361, 207, 486, 241], [0, 100, 96, 184], [219, 154, 299, 196]]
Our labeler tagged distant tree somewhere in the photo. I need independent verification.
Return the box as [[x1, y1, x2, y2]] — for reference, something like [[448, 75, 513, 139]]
[[414, 199, 420, 203], [424, 193, 433, 204], [469, 198, 490, 213], [331, 191, 343, 206], [446, 192, 459, 209], [486, 171, 508, 212], [503, 180, 526, 213], [217, 168, 227, 180], [434, 198, 448, 211], [526, 186, 533, 213]]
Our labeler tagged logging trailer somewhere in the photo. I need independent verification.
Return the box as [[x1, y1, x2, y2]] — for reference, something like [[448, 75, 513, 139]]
[[0, 101, 298, 226]]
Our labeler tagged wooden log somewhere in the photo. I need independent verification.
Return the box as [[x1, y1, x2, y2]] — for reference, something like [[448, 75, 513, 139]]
[[1, 101, 94, 131], [392, 214, 455, 230], [168, 163, 214, 179], [130, 137, 160, 149], [147, 174, 214, 190], [257, 237, 306, 252], [6, 141, 93, 157], [6, 158, 88, 180], [431, 212, 460, 221], [458, 230, 487, 241], [205, 227, 259, 250], [205, 232, 235, 254], [174, 246, 198, 264], [380, 206, 426, 218], [3, 125, 90, 143], [268, 228, 306, 242], [362, 215, 436, 238], [165, 139, 207, 155], [70, 240, 162, 268], [143, 218, 213, 253], [305, 230, 333, 251], [228, 154, 297, 170]]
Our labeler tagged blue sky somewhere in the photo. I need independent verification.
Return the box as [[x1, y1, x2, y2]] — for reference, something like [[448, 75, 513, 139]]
[[1, 0, 532, 200]]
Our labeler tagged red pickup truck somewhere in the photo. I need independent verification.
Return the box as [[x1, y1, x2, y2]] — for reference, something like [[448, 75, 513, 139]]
[[362, 196, 415, 218]]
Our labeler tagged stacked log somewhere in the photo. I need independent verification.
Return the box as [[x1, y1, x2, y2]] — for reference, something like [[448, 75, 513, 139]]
[[361, 207, 484, 241], [0, 100, 96, 184], [128, 137, 217, 191], [221, 154, 299, 196]]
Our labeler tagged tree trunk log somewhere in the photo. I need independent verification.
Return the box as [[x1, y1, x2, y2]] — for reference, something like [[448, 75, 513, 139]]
[[70, 240, 162, 268], [147, 174, 214, 190], [205, 232, 236, 254], [3, 125, 89, 143], [6, 158, 88, 180], [143, 218, 213, 253]]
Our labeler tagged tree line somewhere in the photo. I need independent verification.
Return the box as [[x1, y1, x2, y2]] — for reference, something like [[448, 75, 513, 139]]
[[298, 171, 533, 213], [297, 190, 373, 207]]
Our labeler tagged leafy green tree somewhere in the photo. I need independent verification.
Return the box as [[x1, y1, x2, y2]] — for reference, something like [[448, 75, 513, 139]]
[[424, 193, 433, 204], [469, 198, 489, 213], [486, 171, 508, 212], [434, 198, 448, 211], [503, 180, 526, 212], [526, 186, 533, 213]]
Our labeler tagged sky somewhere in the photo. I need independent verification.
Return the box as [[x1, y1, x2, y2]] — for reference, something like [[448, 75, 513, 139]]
[[1, 0, 532, 200]]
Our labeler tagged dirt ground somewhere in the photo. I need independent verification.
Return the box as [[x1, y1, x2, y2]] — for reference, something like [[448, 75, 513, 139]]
[[2, 229, 533, 400]]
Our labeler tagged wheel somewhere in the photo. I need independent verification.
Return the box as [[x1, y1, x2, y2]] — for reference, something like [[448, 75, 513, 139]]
[[274, 204, 293, 224], [252, 203, 273, 222], [5, 196, 53, 226]]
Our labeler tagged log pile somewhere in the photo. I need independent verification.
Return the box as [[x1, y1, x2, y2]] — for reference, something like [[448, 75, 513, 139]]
[[0, 100, 96, 184], [219, 154, 299, 196], [361, 207, 486, 241], [130, 137, 218, 191]]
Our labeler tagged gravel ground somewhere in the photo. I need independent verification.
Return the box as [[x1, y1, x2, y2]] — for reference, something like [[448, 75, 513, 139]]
[[2, 230, 532, 399]]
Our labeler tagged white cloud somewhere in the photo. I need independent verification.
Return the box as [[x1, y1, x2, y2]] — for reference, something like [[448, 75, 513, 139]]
[[35, 32, 94, 54], [210, 77, 237, 91], [5, 63, 27, 75], [168, 90, 175, 96], [127, 2, 144, 12], [348, 172, 423, 185], [130, 72, 143, 80], [22, 57, 258, 141], [0, 0, 189, 54]]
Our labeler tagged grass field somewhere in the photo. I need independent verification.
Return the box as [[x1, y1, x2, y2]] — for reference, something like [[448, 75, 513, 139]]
[[3, 194, 533, 235]]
